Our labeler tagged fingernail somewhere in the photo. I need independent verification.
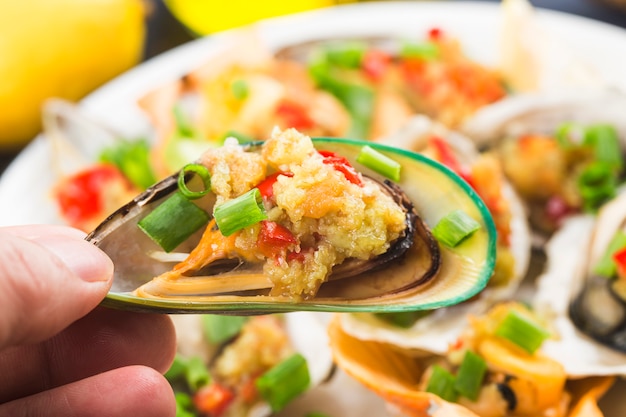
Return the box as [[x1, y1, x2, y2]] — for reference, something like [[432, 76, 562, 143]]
[[36, 236, 113, 283]]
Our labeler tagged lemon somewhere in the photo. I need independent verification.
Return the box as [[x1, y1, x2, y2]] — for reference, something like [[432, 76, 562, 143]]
[[164, 0, 336, 35], [0, 0, 146, 151]]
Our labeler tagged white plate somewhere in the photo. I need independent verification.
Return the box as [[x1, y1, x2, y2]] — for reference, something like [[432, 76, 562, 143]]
[[2, 1, 626, 415]]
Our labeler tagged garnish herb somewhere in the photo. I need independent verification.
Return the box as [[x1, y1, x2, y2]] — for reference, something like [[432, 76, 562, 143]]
[[185, 356, 212, 391], [213, 188, 268, 236], [356, 145, 401, 181], [230, 79, 249, 100], [425, 365, 458, 402], [255, 353, 311, 411], [374, 311, 431, 328], [594, 230, 626, 277], [494, 309, 550, 354], [401, 41, 439, 60], [433, 210, 481, 248], [178, 163, 211, 200], [138, 191, 210, 252], [99, 138, 156, 190], [454, 351, 487, 401], [202, 315, 248, 344]]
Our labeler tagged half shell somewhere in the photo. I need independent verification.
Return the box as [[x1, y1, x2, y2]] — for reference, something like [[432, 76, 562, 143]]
[[533, 192, 626, 376], [88, 136, 496, 314], [337, 115, 530, 354]]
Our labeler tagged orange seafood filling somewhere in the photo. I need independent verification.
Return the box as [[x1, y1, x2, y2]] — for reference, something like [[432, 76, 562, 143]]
[[400, 29, 507, 128]]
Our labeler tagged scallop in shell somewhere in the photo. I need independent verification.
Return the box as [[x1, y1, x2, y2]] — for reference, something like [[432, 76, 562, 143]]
[[532, 190, 626, 376]]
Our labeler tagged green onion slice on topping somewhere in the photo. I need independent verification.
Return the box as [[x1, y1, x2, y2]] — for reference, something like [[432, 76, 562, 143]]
[[213, 188, 268, 237], [494, 309, 550, 354], [425, 365, 458, 402], [255, 353, 310, 411], [433, 209, 481, 248], [594, 230, 626, 278], [178, 163, 211, 200], [138, 192, 210, 252], [454, 351, 487, 401], [356, 145, 401, 181]]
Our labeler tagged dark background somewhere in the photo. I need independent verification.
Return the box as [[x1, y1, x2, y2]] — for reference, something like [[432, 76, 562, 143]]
[[1, 0, 625, 176]]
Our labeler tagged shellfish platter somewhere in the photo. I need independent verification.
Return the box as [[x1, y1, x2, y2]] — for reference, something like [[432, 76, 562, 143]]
[[2, 1, 626, 416]]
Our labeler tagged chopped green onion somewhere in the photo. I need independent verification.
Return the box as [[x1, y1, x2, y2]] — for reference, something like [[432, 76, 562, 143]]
[[374, 311, 431, 328], [185, 356, 212, 391], [594, 230, 626, 277], [178, 163, 211, 200], [99, 138, 157, 190], [306, 413, 333, 417], [309, 57, 375, 139], [425, 365, 458, 402], [584, 124, 622, 170], [165, 354, 189, 381], [555, 122, 585, 149], [173, 103, 195, 138], [213, 188, 268, 236], [433, 210, 481, 248], [202, 315, 248, 344], [577, 161, 618, 212], [255, 353, 310, 411], [323, 41, 366, 68], [494, 309, 550, 354], [401, 41, 439, 60], [138, 191, 210, 252], [356, 145, 401, 181], [454, 351, 487, 401], [231, 79, 249, 100], [174, 392, 196, 417]]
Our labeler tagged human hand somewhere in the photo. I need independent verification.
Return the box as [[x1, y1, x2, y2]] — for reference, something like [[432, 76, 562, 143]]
[[0, 225, 177, 417]]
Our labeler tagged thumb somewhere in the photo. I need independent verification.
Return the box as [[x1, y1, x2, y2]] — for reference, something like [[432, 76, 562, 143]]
[[0, 225, 113, 348]]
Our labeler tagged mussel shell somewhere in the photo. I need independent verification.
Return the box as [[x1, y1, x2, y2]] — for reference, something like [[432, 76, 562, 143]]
[[88, 137, 496, 314]]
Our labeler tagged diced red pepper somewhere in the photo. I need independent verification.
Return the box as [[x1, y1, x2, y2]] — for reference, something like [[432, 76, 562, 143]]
[[257, 220, 299, 259], [613, 247, 626, 280], [318, 150, 363, 186], [55, 164, 127, 227], [361, 49, 392, 82], [193, 383, 235, 417], [428, 27, 444, 41], [429, 136, 473, 186], [276, 100, 316, 130], [256, 171, 293, 201]]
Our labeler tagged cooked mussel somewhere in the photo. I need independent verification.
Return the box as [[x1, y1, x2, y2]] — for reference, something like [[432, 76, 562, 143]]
[[88, 130, 496, 314]]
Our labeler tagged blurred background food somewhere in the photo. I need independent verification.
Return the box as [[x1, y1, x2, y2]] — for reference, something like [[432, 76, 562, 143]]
[[0, 0, 146, 151]]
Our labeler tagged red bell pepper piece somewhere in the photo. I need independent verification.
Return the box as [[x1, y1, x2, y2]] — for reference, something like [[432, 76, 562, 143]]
[[257, 220, 299, 260], [613, 247, 626, 280], [276, 100, 315, 130], [318, 150, 363, 186], [193, 383, 235, 417], [429, 136, 473, 186], [55, 164, 127, 227], [256, 171, 293, 201], [361, 49, 392, 82]]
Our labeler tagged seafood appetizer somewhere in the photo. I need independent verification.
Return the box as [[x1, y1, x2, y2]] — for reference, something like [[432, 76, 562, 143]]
[[86, 128, 496, 313], [462, 90, 626, 237], [138, 27, 506, 178], [529, 190, 626, 377], [167, 312, 334, 417], [337, 115, 530, 354], [329, 301, 615, 417]]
